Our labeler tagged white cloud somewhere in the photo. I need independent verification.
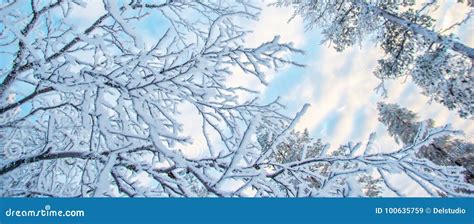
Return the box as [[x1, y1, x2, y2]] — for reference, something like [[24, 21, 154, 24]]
[[67, 0, 106, 27], [291, 38, 473, 150], [290, 43, 386, 148], [244, 4, 306, 48]]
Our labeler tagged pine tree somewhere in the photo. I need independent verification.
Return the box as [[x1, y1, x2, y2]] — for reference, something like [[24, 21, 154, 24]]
[[377, 102, 420, 145], [412, 47, 473, 118], [377, 102, 473, 183], [358, 175, 383, 197], [258, 128, 327, 191]]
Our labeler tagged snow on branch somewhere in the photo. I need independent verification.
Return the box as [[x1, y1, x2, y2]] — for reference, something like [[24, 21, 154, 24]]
[[0, 0, 303, 197]]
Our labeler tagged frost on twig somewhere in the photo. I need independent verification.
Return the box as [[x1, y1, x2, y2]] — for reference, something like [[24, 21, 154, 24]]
[[0, 0, 303, 197]]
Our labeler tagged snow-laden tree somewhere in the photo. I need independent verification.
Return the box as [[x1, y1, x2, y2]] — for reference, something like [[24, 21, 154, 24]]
[[275, 0, 474, 118], [0, 0, 305, 197], [257, 120, 473, 197], [378, 102, 474, 184], [0, 0, 471, 197]]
